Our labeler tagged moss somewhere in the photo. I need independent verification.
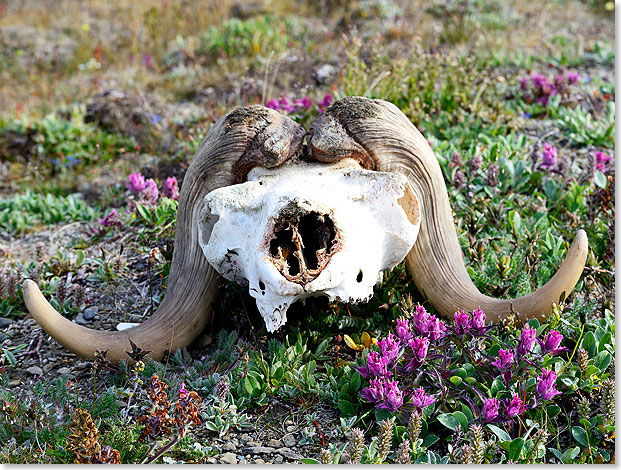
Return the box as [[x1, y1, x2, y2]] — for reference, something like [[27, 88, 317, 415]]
[[325, 96, 381, 122]]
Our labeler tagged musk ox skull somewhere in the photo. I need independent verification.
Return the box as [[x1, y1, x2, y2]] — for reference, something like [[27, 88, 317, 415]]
[[22, 97, 588, 364]]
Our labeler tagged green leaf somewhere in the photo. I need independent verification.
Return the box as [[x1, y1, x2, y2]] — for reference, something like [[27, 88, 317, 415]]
[[375, 408, 392, 423], [437, 413, 460, 431], [593, 171, 607, 188], [582, 331, 596, 357], [571, 426, 589, 447], [598, 332, 612, 353], [451, 411, 469, 432], [561, 446, 580, 463], [338, 399, 356, 417], [491, 378, 506, 396], [547, 405, 561, 419], [300, 458, 320, 464], [509, 437, 525, 461], [314, 339, 329, 357], [593, 351, 611, 372], [487, 424, 511, 442], [450, 376, 463, 386], [3, 349, 16, 367], [423, 433, 439, 448], [461, 404, 474, 423]]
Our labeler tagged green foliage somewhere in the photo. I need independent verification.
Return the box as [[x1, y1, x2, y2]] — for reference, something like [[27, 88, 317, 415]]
[[0, 191, 99, 234], [557, 101, 615, 148]]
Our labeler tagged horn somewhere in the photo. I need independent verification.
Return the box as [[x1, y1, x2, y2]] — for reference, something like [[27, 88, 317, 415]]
[[308, 97, 588, 323], [22, 106, 305, 364]]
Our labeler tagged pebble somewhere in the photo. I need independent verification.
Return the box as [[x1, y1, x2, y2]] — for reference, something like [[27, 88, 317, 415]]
[[27, 366, 43, 375], [57, 367, 71, 375], [266, 439, 282, 448], [8, 379, 20, 387], [73, 313, 87, 325], [254, 458, 265, 464], [286, 425, 296, 433], [278, 448, 304, 460], [83, 306, 98, 321], [242, 446, 274, 455], [282, 433, 296, 447], [221, 441, 237, 452], [0, 317, 13, 328], [219, 453, 238, 465], [273, 455, 283, 464], [43, 363, 54, 373]]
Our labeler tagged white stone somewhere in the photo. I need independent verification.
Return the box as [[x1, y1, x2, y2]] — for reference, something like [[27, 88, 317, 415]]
[[199, 161, 420, 332], [116, 322, 140, 331]]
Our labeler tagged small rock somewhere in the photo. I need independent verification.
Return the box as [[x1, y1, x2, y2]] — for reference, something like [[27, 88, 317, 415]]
[[57, 367, 72, 375], [266, 439, 282, 448], [8, 379, 21, 387], [117, 322, 140, 331], [27, 366, 43, 375], [83, 307, 98, 321], [254, 458, 265, 464], [246, 440, 261, 447], [73, 312, 87, 325], [315, 63, 336, 84], [0, 317, 13, 328], [242, 446, 274, 455], [221, 441, 237, 452], [282, 433, 296, 447], [286, 425, 296, 433], [273, 455, 283, 464], [206, 457, 218, 464], [43, 363, 54, 373], [278, 448, 304, 460], [219, 453, 238, 465]]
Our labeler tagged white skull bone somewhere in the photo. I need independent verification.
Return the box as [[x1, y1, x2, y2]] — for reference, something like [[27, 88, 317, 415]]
[[198, 160, 421, 331]]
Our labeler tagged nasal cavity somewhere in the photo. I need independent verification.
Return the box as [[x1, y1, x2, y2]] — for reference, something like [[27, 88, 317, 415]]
[[267, 201, 339, 285]]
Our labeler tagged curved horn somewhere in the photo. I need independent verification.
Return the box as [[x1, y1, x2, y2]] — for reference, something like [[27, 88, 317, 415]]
[[23, 106, 305, 363], [308, 97, 588, 323]]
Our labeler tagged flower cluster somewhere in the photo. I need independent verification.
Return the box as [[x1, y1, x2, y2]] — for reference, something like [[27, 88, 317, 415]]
[[595, 151, 612, 173], [265, 93, 333, 114], [65, 408, 121, 464], [355, 302, 566, 426], [519, 71, 580, 106], [138, 375, 203, 442]]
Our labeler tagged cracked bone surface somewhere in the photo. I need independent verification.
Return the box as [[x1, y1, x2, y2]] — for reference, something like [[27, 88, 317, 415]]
[[198, 161, 421, 331]]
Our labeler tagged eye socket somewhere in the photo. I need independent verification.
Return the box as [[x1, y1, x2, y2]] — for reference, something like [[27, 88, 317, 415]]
[[259, 280, 266, 291], [356, 270, 363, 283]]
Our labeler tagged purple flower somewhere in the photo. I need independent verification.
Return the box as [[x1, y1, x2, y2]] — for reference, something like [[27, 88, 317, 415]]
[[410, 387, 436, 410], [143, 53, 153, 69], [127, 172, 147, 193], [536, 368, 561, 401], [429, 317, 448, 341], [505, 393, 523, 417], [361, 378, 385, 403], [405, 337, 429, 372], [541, 143, 558, 168], [178, 382, 188, 399], [491, 348, 515, 371], [377, 333, 401, 368], [595, 151, 612, 172], [279, 96, 295, 114], [471, 308, 486, 330], [517, 324, 537, 356], [454, 310, 471, 334], [537, 330, 568, 356], [412, 304, 431, 335], [163, 176, 180, 200], [99, 209, 121, 227], [266, 99, 280, 110], [294, 96, 312, 110], [318, 93, 333, 112], [566, 72, 580, 84], [148, 113, 163, 125], [396, 317, 412, 343], [481, 398, 500, 421], [142, 178, 159, 205], [377, 379, 404, 412], [356, 351, 390, 378]]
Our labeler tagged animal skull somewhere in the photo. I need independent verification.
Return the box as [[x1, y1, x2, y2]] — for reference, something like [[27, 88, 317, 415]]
[[22, 97, 588, 363], [198, 161, 421, 331]]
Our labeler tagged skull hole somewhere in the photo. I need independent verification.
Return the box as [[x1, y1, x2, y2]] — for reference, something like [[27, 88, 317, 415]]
[[356, 270, 363, 283], [268, 203, 339, 285]]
